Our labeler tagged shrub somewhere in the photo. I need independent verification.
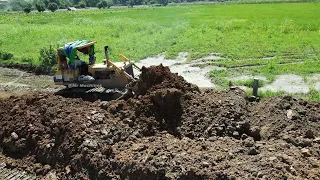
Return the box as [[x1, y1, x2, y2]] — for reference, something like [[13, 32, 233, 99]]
[[21, 57, 33, 64], [35, 1, 46, 12], [0, 51, 14, 60], [97, 0, 112, 8], [48, 2, 58, 12], [79, 0, 86, 8], [23, 2, 32, 13], [128, 0, 134, 7], [39, 46, 57, 70], [97, 2, 103, 8]]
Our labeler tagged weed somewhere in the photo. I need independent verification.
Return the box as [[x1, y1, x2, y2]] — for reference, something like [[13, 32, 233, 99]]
[[21, 57, 33, 64], [39, 46, 57, 70], [232, 79, 265, 88], [210, 69, 229, 88], [0, 51, 13, 60]]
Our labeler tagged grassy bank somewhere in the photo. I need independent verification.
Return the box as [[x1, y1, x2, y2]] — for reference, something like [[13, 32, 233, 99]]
[[0, 2, 320, 64]]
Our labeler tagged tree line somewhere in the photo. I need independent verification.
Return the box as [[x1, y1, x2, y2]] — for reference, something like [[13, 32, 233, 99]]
[[6, 0, 200, 12]]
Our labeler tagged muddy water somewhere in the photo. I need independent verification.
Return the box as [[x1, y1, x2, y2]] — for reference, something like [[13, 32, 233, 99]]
[[134, 53, 223, 88], [261, 74, 309, 94]]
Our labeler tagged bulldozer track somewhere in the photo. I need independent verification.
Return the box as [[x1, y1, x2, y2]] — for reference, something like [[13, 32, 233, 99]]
[[55, 87, 126, 101], [0, 162, 38, 180]]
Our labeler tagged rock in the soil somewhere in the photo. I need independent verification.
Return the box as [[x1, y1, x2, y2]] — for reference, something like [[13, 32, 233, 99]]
[[304, 130, 314, 139], [123, 118, 134, 127], [298, 138, 312, 147], [83, 139, 98, 150], [249, 126, 261, 140], [243, 137, 255, 147], [232, 131, 240, 139], [241, 133, 248, 140], [46, 171, 58, 180], [313, 137, 320, 143], [201, 161, 210, 168], [248, 147, 260, 155], [289, 166, 297, 176], [268, 156, 277, 161], [278, 154, 293, 165], [10, 132, 18, 140], [301, 148, 311, 157], [287, 109, 298, 120]]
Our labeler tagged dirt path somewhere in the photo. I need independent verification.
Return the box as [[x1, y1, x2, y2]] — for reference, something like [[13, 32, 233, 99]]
[[0, 67, 54, 97]]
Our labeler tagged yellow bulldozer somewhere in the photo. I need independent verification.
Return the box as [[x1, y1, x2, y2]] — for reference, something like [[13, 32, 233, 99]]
[[54, 40, 140, 101]]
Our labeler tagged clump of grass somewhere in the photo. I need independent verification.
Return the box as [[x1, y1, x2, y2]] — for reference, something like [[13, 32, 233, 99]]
[[0, 51, 13, 60], [302, 88, 320, 101], [210, 69, 229, 88], [245, 88, 320, 101], [245, 89, 287, 98], [21, 57, 33, 64], [232, 79, 265, 88]]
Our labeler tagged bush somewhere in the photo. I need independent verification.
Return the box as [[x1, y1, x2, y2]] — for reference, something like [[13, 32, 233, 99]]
[[35, 1, 46, 12], [97, 0, 111, 8], [97, 2, 103, 8], [23, 2, 32, 13], [21, 57, 33, 64], [106, 1, 112, 8], [39, 46, 57, 70], [0, 51, 14, 60], [79, 0, 86, 8], [48, 2, 58, 12], [128, 0, 134, 7], [157, 0, 168, 6]]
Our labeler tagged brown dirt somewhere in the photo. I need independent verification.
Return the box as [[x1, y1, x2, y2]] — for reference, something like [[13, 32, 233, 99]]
[[0, 65, 319, 179]]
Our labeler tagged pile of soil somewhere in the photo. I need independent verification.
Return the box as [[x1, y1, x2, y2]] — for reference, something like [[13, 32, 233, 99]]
[[0, 65, 319, 179]]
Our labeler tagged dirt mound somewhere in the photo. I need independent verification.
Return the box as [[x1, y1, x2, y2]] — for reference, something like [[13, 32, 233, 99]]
[[113, 133, 320, 179], [0, 65, 319, 179], [135, 65, 199, 95], [0, 63, 54, 75], [248, 96, 320, 140]]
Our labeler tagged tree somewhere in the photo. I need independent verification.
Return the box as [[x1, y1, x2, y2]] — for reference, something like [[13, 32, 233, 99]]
[[128, 0, 133, 7], [157, 0, 167, 6], [72, 0, 80, 5], [48, 2, 58, 11], [35, 1, 46, 12], [78, 0, 86, 8], [59, 0, 71, 9], [23, 2, 32, 13], [8, 0, 24, 11], [134, 0, 142, 5], [85, 0, 99, 7], [97, 1, 103, 8], [111, 0, 118, 5], [49, 0, 60, 6], [106, 1, 112, 8], [119, 0, 127, 6], [97, 0, 111, 8]]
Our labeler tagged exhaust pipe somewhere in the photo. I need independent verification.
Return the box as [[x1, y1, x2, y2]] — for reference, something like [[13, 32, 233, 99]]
[[104, 46, 110, 67]]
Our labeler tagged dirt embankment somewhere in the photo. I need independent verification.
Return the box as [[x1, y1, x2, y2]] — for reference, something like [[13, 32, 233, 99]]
[[0, 63, 54, 75], [0, 65, 319, 179]]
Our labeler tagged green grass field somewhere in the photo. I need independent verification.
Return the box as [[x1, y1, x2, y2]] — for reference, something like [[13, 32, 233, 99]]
[[0, 2, 319, 63], [1, 2, 320, 99]]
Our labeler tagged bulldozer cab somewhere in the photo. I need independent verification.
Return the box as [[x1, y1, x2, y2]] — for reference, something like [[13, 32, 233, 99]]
[[56, 40, 96, 70]]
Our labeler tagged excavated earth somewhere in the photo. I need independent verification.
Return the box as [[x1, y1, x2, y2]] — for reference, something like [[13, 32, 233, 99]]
[[0, 65, 319, 179]]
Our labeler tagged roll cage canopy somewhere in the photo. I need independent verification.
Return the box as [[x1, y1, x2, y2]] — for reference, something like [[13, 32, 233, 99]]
[[57, 40, 96, 66]]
